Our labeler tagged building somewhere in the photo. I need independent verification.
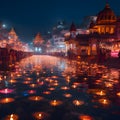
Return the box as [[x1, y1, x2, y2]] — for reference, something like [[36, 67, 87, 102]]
[[52, 20, 68, 54], [65, 22, 90, 56], [65, 3, 120, 57], [33, 33, 45, 54]]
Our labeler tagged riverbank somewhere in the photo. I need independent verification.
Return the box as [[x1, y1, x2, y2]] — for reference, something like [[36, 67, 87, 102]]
[[79, 55, 120, 69]]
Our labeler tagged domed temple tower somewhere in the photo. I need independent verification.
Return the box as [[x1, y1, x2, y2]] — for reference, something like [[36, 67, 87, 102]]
[[90, 3, 117, 34], [33, 33, 45, 53]]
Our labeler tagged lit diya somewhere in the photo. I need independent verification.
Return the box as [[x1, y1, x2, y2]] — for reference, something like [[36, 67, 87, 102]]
[[83, 77, 88, 81], [63, 93, 72, 98], [43, 91, 51, 95], [8, 79, 17, 84], [38, 81, 44, 86], [0, 88, 14, 94], [71, 84, 77, 89], [96, 91, 106, 96], [16, 73, 22, 77], [23, 81, 31, 84], [95, 79, 102, 85], [27, 90, 36, 94], [48, 87, 55, 91], [79, 114, 93, 120], [3, 114, 19, 120], [73, 82, 81, 86], [61, 86, 69, 90], [50, 100, 63, 106], [28, 96, 44, 101], [29, 84, 38, 88], [52, 82, 59, 86], [51, 76, 58, 79], [0, 98, 15, 104], [33, 112, 49, 120], [98, 98, 110, 105], [105, 82, 113, 88], [102, 75, 108, 79], [25, 77, 33, 81], [73, 100, 84, 106], [116, 92, 120, 97]]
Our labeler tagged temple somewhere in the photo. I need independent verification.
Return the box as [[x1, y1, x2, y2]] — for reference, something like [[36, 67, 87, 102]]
[[65, 2, 120, 57], [33, 33, 45, 53]]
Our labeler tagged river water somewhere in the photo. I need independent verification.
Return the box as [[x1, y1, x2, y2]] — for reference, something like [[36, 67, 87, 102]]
[[0, 55, 120, 120]]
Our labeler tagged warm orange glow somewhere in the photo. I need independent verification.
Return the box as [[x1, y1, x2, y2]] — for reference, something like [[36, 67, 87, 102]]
[[28, 96, 44, 101], [3, 114, 19, 120], [43, 91, 51, 95], [33, 112, 49, 120], [116, 92, 120, 97], [61, 86, 69, 90], [50, 100, 63, 106], [96, 91, 106, 96], [73, 100, 84, 106], [9, 79, 17, 83], [79, 115, 93, 120], [0, 98, 15, 104], [99, 98, 110, 105], [63, 93, 72, 98]]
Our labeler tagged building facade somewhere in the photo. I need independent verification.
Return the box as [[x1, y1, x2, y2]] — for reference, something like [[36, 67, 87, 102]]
[[65, 3, 120, 57]]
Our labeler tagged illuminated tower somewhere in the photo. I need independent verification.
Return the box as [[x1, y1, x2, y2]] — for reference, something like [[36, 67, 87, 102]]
[[90, 3, 117, 34], [8, 28, 18, 45], [33, 33, 44, 53]]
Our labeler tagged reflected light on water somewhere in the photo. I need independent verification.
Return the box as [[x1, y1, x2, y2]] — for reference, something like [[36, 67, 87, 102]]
[[50, 100, 63, 106], [0, 88, 14, 94], [73, 100, 84, 106], [0, 55, 120, 119], [33, 112, 49, 120], [79, 114, 93, 120], [98, 98, 110, 106], [0, 98, 15, 104], [28, 96, 44, 101], [3, 114, 19, 120]]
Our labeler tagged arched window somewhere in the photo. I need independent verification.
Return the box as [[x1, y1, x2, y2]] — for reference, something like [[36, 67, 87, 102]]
[[110, 27, 114, 34], [106, 27, 109, 33]]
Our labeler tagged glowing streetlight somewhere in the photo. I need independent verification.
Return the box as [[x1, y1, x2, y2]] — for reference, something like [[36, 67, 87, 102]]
[[2, 24, 6, 28]]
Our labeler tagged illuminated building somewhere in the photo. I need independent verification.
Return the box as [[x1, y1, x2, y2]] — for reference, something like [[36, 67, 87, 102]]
[[65, 2, 120, 57], [33, 33, 45, 53], [8, 28, 18, 44], [90, 3, 116, 34], [52, 20, 68, 53], [8, 28, 24, 51], [65, 22, 90, 56], [89, 2, 120, 57]]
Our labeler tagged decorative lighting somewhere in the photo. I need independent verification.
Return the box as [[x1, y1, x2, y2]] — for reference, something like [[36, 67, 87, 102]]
[[73, 100, 84, 106], [0, 98, 15, 104], [50, 100, 63, 106]]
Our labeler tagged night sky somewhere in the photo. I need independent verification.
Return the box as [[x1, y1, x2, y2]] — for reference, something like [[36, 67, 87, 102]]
[[0, 0, 119, 42]]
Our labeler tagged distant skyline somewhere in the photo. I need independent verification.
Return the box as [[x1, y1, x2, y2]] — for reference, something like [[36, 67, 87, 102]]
[[0, 0, 119, 42]]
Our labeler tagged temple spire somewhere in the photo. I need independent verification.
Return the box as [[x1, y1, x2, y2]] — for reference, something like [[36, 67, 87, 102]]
[[70, 22, 76, 32], [105, 0, 110, 8], [8, 27, 18, 41], [9, 27, 17, 36], [33, 32, 44, 46]]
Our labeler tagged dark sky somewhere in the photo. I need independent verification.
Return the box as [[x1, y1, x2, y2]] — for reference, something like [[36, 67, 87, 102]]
[[0, 0, 119, 42]]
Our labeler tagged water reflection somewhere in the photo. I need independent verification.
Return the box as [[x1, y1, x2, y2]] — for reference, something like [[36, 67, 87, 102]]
[[0, 55, 120, 120]]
